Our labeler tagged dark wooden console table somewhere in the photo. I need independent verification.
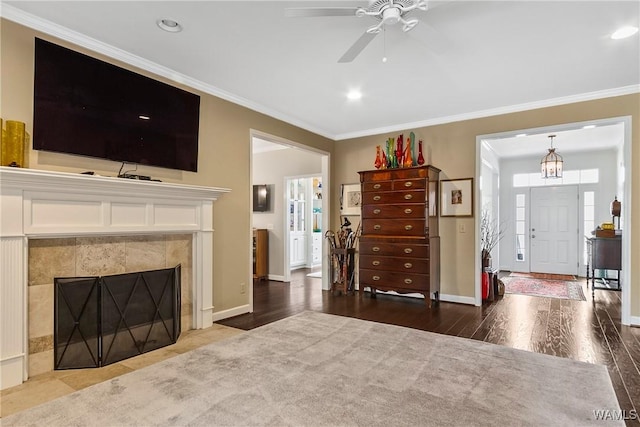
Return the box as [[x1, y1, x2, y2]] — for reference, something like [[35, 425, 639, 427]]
[[586, 236, 621, 297]]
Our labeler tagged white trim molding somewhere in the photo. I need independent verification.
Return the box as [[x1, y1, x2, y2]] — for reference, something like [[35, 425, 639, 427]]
[[211, 305, 251, 323], [0, 167, 229, 390]]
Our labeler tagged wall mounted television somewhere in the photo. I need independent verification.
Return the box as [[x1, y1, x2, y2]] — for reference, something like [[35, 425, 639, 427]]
[[33, 38, 200, 172]]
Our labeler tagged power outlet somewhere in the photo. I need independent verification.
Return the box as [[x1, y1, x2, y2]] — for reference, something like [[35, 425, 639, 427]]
[[459, 224, 466, 233], [240, 282, 246, 294]]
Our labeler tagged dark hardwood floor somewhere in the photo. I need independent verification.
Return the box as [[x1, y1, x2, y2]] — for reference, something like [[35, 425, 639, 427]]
[[218, 269, 640, 423]]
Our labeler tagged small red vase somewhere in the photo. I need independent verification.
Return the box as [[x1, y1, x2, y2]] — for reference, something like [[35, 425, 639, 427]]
[[417, 140, 425, 165], [374, 145, 382, 169]]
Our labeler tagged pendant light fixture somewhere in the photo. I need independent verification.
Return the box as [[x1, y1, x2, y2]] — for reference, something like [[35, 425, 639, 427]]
[[540, 134, 563, 179]]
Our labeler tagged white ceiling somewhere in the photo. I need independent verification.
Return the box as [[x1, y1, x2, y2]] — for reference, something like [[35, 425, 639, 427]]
[[2, 1, 639, 141], [485, 121, 625, 159]]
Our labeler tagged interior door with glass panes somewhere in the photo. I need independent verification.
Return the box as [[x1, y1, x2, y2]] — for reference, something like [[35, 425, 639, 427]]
[[288, 177, 307, 268], [530, 185, 579, 275]]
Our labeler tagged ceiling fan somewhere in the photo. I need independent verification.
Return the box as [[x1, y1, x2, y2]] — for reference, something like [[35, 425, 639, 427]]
[[285, 0, 430, 63]]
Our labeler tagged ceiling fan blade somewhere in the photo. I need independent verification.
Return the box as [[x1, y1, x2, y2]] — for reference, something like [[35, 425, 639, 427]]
[[284, 7, 359, 18], [338, 31, 378, 63]]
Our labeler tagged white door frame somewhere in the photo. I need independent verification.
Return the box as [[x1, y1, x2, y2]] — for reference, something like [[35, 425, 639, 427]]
[[475, 116, 633, 326]]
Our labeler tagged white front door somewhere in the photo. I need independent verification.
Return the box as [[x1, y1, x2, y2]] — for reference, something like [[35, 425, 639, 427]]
[[530, 185, 579, 275]]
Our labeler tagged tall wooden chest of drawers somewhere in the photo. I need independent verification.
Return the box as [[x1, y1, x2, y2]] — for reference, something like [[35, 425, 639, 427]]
[[358, 166, 440, 307]]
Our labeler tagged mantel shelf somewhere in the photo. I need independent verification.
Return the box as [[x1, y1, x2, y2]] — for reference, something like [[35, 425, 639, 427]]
[[0, 167, 230, 201]]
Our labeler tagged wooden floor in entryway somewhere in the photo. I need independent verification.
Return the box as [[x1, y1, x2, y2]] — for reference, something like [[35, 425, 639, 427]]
[[219, 269, 640, 424]]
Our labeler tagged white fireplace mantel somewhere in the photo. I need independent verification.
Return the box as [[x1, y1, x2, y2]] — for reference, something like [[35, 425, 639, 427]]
[[0, 167, 230, 390]]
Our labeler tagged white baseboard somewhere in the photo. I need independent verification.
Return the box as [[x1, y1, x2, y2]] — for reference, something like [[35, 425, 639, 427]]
[[0, 354, 25, 390], [267, 274, 285, 282], [629, 315, 640, 327], [211, 304, 250, 323], [440, 294, 476, 305]]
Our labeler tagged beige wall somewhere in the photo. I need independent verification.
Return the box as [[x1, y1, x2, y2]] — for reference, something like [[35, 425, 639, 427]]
[[1, 19, 334, 316], [3, 18, 639, 319], [335, 94, 640, 315]]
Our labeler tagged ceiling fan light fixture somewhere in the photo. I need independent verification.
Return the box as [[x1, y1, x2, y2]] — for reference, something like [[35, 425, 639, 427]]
[[382, 7, 401, 25], [366, 23, 383, 34], [402, 18, 419, 32]]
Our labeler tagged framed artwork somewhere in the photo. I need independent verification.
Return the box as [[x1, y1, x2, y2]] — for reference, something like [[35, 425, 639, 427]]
[[440, 178, 473, 217], [340, 183, 361, 215]]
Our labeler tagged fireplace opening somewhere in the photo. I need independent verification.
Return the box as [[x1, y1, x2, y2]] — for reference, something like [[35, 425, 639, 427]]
[[54, 265, 181, 369]]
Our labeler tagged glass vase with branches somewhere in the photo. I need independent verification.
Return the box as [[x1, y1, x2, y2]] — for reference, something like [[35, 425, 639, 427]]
[[481, 208, 505, 268]]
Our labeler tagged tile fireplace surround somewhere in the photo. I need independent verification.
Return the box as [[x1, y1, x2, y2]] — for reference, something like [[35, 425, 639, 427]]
[[0, 167, 229, 390]]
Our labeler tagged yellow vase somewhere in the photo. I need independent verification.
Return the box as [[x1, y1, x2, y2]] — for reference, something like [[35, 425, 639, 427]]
[[2, 120, 26, 167]]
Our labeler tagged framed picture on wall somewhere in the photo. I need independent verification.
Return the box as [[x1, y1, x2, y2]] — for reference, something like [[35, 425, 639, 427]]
[[340, 183, 361, 215], [440, 178, 473, 217]]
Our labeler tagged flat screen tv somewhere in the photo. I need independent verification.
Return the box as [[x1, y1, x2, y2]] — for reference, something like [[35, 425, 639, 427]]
[[33, 38, 200, 172]]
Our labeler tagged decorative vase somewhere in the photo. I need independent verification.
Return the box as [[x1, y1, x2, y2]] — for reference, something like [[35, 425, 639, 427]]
[[2, 120, 26, 167], [386, 138, 394, 168], [482, 250, 492, 269], [374, 145, 382, 169], [482, 271, 489, 300], [410, 132, 417, 166], [381, 150, 388, 169], [403, 138, 413, 168], [417, 139, 425, 166], [396, 134, 403, 167]]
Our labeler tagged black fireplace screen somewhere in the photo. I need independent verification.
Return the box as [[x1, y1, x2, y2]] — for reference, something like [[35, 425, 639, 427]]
[[54, 265, 181, 369]]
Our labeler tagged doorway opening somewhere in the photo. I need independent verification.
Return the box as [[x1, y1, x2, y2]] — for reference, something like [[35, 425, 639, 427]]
[[476, 117, 632, 325], [250, 130, 330, 312]]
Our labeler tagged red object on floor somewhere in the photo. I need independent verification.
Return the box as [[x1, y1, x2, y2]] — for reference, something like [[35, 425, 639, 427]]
[[482, 272, 489, 299]]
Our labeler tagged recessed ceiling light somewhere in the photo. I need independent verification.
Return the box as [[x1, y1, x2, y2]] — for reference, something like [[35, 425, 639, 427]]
[[347, 90, 362, 101], [582, 125, 596, 129], [611, 26, 638, 40], [157, 19, 182, 33]]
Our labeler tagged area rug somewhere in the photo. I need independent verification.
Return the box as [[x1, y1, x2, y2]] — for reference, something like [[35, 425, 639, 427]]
[[510, 271, 577, 281], [2, 312, 620, 426], [503, 277, 586, 301]]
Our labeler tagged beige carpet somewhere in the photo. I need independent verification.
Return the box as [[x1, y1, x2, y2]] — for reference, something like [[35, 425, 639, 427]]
[[2, 312, 622, 426]]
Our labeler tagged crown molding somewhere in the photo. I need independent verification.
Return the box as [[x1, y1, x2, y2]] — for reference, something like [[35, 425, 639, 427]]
[[0, 4, 335, 140], [2, 4, 638, 143], [335, 85, 640, 140]]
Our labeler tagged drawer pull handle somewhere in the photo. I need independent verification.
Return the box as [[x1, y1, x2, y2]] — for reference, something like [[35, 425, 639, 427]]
[[372, 260, 380, 266], [405, 225, 413, 231], [373, 195, 381, 201], [404, 263, 413, 269], [373, 275, 381, 281], [404, 181, 413, 187], [373, 209, 381, 215], [404, 248, 413, 254], [404, 208, 413, 214], [372, 246, 381, 252], [373, 183, 381, 189], [374, 224, 381, 230], [404, 194, 413, 200], [404, 278, 413, 285]]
